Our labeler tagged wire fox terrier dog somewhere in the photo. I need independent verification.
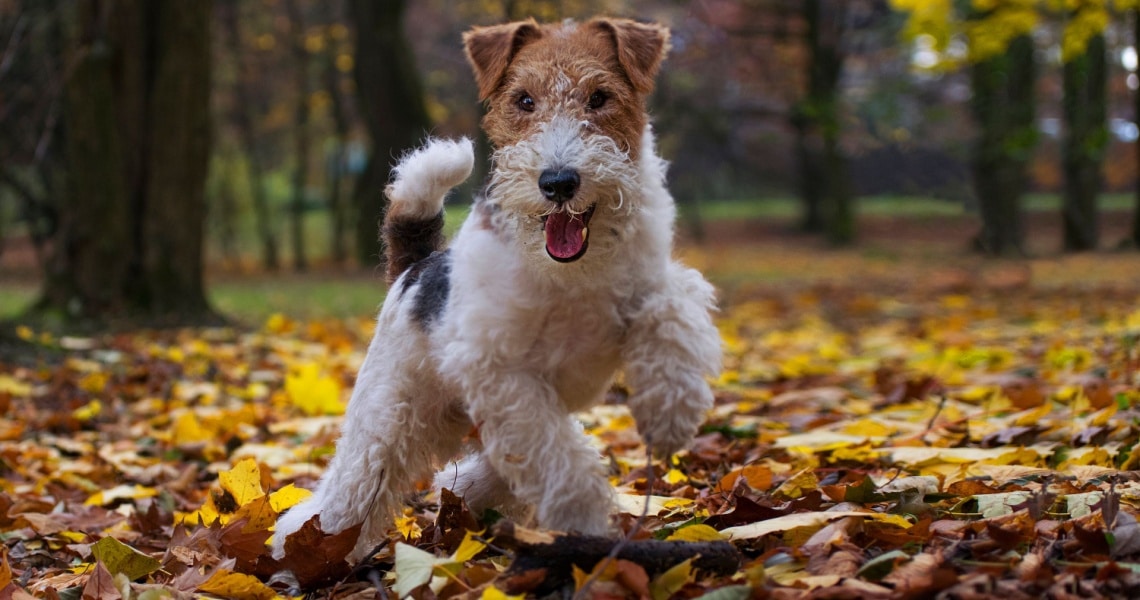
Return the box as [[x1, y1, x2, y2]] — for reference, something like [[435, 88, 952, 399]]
[[273, 17, 722, 562]]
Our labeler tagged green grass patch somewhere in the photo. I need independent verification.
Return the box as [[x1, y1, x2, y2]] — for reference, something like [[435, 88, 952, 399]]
[[0, 284, 36, 320], [208, 276, 386, 324], [691, 193, 1135, 222]]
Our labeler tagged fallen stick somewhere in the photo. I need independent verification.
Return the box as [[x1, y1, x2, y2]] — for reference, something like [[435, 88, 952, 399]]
[[492, 521, 742, 594]]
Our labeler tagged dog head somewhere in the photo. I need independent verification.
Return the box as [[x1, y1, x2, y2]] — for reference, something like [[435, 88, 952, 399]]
[[464, 18, 669, 264]]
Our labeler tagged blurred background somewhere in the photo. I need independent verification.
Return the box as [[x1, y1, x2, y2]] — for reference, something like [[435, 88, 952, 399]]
[[1, 0, 1140, 327]]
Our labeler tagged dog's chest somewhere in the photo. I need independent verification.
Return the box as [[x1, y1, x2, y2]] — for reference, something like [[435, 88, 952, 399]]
[[534, 300, 624, 410]]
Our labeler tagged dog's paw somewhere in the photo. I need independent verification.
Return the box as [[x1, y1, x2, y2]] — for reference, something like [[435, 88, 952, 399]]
[[631, 383, 713, 457]]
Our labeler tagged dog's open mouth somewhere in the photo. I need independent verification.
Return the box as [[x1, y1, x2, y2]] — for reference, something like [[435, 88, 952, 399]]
[[543, 205, 596, 263]]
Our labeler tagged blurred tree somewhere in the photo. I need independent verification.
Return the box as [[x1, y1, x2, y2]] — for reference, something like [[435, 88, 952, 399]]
[[321, 18, 353, 266], [0, 0, 66, 270], [285, 0, 311, 271], [796, 0, 855, 245], [969, 21, 1036, 256], [220, 0, 279, 271], [36, 0, 214, 321], [349, 0, 431, 267], [1061, 2, 1107, 251], [892, 0, 1038, 256]]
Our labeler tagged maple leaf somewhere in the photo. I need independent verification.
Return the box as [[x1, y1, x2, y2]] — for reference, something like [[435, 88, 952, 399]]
[[253, 514, 361, 589]]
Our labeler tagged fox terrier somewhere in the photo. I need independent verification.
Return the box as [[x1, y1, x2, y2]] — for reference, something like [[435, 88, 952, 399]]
[[273, 17, 723, 562]]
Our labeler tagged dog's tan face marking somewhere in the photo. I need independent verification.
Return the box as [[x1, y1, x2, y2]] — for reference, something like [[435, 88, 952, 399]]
[[464, 18, 669, 263], [465, 19, 668, 158]]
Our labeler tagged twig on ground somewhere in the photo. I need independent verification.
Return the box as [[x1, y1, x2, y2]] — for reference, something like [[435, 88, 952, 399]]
[[571, 440, 656, 600]]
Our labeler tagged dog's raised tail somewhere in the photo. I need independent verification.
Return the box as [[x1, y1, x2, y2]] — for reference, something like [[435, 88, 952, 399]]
[[382, 137, 475, 284]]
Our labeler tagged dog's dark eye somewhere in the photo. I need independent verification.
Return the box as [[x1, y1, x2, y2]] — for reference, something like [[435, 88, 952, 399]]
[[517, 94, 535, 112], [587, 91, 608, 110]]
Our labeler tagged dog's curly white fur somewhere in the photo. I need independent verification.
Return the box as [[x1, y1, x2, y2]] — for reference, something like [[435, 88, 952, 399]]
[[273, 18, 722, 562]]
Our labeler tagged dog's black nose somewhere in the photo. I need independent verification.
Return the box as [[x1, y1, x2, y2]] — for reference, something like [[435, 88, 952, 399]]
[[538, 169, 580, 203]]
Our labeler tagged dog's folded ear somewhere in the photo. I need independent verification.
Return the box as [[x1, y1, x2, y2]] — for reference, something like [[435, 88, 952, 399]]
[[589, 18, 671, 95], [464, 20, 543, 101]]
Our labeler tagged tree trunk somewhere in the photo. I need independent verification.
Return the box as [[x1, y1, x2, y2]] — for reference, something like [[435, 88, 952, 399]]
[[793, 113, 824, 233], [323, 48, 351, 265], [799, 0, 853, 245], [37, 0, 214, 323], [141, 0, 212, 315], [44, 7, 131, 316], [970, 33, 1035, 257], [285, 0, 310, 272], [349, 0, 430, 267], [1062, 31, 1106, 252], [220, 0, 279, 272]]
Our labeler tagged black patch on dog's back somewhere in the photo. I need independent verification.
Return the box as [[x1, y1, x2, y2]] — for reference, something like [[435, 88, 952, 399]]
[[402, 249, 451, 329]]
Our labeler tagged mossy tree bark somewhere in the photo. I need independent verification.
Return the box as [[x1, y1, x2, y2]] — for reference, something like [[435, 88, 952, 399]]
[[349, 0, 431, 267], [970, 33, 1036, 257], [36, 0, 214, 324], [1062, 32, 1106, 252]]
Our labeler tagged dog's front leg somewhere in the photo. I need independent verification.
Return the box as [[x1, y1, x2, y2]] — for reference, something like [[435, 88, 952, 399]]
[[623, 264, 723, 456], [465, 372, 613, 535]]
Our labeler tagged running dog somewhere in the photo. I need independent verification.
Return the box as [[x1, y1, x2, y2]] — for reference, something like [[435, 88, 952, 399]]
[[273, 17, 722, 562]]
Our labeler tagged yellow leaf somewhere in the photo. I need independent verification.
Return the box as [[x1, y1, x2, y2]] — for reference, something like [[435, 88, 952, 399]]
[[452, 529, 487, 562], [172, 411, 212, 445], [840, 418, 896, 438], [665, 524, 724, 542], [773, 468, 820, 499], [395, 514, 422, 541], [58, 531, 88, 543], [78, 372, 108, 394], [0, 375, 32, 396], [265, 312, 294, 334], [219, 458, 267, 507], [482, 586, 525, 600], [90, 537, 161, 581], [268, 484, 312, 513], [177, 493, 221, 527], [663, 469, 688, 485], [198, 570, 279, 600], [650, 557, 693, 600], [571, 563, 591, 591], [0, 547, 11, 589], [285, 363, 344, 416], [72, 400, 102, 422], [232, 495, 277, 533], [85, 484, 158, 507]]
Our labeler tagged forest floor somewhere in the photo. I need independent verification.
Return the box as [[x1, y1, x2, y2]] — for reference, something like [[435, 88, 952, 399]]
[[2, 208, 1140, 598]]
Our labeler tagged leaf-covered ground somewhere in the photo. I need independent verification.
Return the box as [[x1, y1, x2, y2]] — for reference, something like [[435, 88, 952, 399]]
[[4, 253, 1140, 599]]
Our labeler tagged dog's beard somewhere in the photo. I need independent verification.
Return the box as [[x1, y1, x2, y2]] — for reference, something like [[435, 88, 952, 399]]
[[488, 118, 639, 262]]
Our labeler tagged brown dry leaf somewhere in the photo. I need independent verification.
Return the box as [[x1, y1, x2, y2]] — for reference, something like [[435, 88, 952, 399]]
[[80, 564, 118, 600], [259, 515, 361, 588]]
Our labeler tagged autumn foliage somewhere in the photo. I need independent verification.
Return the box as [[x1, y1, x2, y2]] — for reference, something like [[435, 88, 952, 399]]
[[3, 269, 1140, 597]]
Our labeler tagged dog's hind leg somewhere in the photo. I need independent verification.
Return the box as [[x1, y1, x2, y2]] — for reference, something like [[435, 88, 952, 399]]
[[273, 295, 470, 562], [435, 452, 531, 522], [381, 137, 474, 284]]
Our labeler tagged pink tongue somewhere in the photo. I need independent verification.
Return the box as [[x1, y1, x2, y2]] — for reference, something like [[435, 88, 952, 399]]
[[544, 212, 586, 260]]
